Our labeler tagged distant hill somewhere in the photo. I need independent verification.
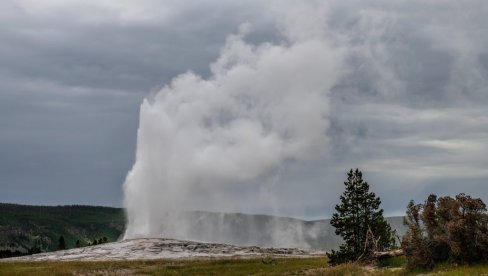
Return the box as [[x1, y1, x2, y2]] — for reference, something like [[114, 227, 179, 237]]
[[0, 203, 406, 257], [146, 211, 406, 250], [0, 203, 125, 255]]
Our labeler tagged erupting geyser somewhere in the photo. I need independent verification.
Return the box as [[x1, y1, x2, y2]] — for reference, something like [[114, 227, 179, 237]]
[[124, 3, 344, 248]]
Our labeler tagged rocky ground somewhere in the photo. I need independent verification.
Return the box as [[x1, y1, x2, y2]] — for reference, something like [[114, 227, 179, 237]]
[[2, 238, 326, 261]]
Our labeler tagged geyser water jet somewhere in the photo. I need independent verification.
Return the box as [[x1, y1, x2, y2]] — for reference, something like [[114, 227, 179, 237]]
[[124, 2, 344, 248]]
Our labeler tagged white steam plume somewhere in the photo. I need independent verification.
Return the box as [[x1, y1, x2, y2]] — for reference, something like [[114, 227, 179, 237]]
[[123, 2, 344, 248]]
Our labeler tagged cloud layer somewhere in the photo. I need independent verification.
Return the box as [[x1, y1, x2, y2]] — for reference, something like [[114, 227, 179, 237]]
[[0, 0, 487, 223]]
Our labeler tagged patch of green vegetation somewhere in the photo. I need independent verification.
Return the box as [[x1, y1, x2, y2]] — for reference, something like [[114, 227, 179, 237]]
[[0, 257, 327, 276], [0, 203, 125, 253], [2, 257, 488, 276], [321, 262, 367, 275], [377, 256, 405, 268], [400, 262, 488, 276], [138, 258, 327, 275], [379, 261, 488, 275]]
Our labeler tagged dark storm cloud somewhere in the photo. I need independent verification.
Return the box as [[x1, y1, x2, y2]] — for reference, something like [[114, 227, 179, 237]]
[[1, 0, 487, 218]]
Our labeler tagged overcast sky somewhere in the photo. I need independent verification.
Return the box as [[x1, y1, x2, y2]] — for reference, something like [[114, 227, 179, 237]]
[[1, 0, 487, 219]]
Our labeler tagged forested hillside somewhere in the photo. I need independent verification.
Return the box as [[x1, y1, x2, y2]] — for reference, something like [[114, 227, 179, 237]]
[[0, 203, 405, 258], [0, 203, 125, 256]]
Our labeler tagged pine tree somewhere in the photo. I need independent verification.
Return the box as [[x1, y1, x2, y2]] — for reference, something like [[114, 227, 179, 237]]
[[58, 236, 66, 250], [328, 169, 395, 264]]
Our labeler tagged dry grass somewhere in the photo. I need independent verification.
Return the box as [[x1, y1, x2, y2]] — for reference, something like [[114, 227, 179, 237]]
[[0, 257, 327, 276], [1, 257, 488, 275]]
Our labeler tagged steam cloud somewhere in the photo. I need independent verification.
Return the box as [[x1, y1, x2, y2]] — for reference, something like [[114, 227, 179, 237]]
[[123, 2, 344, 248], [123, 0, 488, 247]]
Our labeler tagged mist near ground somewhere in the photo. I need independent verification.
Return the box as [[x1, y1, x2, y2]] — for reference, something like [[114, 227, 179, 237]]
[[123, 210, 405, 250]]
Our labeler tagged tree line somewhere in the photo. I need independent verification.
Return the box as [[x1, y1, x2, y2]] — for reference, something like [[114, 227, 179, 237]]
[[1, 235, 111, 258], [58, 236, 109, 250]]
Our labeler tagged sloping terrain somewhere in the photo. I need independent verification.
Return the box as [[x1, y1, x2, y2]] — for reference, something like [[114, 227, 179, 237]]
[[0, 203, 406, 257], [0, 203, 125, 254], [4, 238, 325, 261]]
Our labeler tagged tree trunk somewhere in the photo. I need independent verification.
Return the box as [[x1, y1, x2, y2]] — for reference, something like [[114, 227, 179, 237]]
[[373, 249, 404, 260]]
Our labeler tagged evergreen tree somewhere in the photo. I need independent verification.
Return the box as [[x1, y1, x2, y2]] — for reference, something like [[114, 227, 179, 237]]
[[328, 169, 395, 264], [58, 236, 66, 250], [29, 240, 42, 254]]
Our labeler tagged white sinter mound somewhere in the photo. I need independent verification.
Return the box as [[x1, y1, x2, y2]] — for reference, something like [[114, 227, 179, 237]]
[[4, 238, 326, 261]]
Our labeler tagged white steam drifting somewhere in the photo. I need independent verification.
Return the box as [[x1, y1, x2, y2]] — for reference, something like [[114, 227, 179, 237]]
[[124, 3, 344, 248]]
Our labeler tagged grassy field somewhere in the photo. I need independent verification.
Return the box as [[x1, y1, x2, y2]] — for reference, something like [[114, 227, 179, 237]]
[[0, 257, 326, 276], [2, 256, 488, 275]]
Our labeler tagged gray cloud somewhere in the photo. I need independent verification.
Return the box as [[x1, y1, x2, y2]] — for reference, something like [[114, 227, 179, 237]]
[[0, 0, 268, 206], [1, 0, 487, 222]]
